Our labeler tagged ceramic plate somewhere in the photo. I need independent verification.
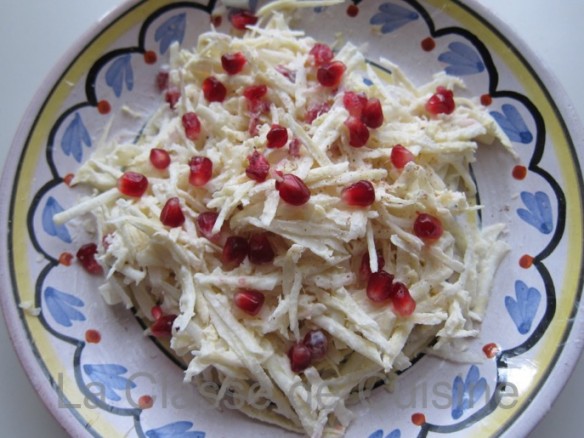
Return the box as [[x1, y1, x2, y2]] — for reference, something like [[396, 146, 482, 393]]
[[1, 1, 583, 437]]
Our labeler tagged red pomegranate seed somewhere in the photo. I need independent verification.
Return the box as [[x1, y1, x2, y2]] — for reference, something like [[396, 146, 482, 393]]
[[222, 236, 249, 268], [317, 61, 346, 87], [156, 70, 169, 91], [359, 252, 385, 281], [426, 86, 455, 115], [59, 252, 74, 266], [243, 84, 268, 101], [196, 212, 220, 241], [309, 43, 334, 66], [413, 213, 443, 241], [303, 330, 328, 361], [189, 156, 213, 186], [390, 144, 415, 169], [149, 148, 171, 170], [341, 180, 375, 207], [305, 101, 331, 124], [483, 342, 500, 359], [344, 116, 369, 148], [118, 171, 148, 197], [343, 91, 367, 117], [151, 305, 163, 320], [76, 243, 103, 275], [366, 270, 394, 303], [248, 233, 275, 264], [266, 124, 288, 149], [246, 150, 270, 182], [389, 282, 416, 316], [231, 11, 258, 30], [234, 289, 265, 315], [275, 173, 311, 206], [150, 314, 176, 337], [361, 98, 384, 128], [275, 65, 296, 82], [221, 52, 247, 75], [160, 197, 185, 227], [182, 112, 201, 140], [165, 86, 181, 109], [288, 343, 312, 373], [347, 4, 359, 17], [202, 76, 227, 103]]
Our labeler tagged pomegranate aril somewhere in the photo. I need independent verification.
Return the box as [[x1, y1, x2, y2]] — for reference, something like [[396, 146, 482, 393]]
[[76, 243, 103, 275], [182, 112, 201, 140], [243, 84, 268, 101], [266, 124, 288, 149], [309, 43, 334, 66], [275, 173, 311, 206], [221, 52, 247, 75], [189, 156, 213, 187], [341, 180, 375, 207], [234, 289, 265, 316], [426, 86, 455, 115], [389, 282, 416, 317], [288, 343, 312, 373], [202, 76, 227, 103], [361, 98, 384, 128], [156, 70, 169, 92], [359, 251, 385, 281], [223, 236, 249, 268], [317, 61, 346, 87], [165, 87, 181, 109], [150, 148, 171, 170], [366, 270, 394, 303], [160, 197, 185, 228], [150, 314, 176, 337], [343, 91, 367, 117], [246, 150, 270, 182], [390, 144, 414, 169], [231, 11, 258, 30], [303, 330, 328, 361], [413, 213, 443, 241], [305, 101, 331, 124], [118, 171, 148, 197], [196, 212, 220, 241], [248, 233, 275, 264], [151, 305, 163, 320], [344, 116, 369, 148]]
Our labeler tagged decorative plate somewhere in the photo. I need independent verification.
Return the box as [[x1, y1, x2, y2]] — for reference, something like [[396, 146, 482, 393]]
[[1, 0, 583, 437]]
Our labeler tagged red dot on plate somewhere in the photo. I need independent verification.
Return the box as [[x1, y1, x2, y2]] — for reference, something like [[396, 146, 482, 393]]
[[412, 412, 426, 426], [347, 4, 359, 17], [97, 100, 111, 115], [63, 173, 75, 186], [512, 165, 527, 180], [211, 15, 222, 27], [138, 395, 154, 409], [58, 252, 73, 266], [482, 342, 499, 359], [519, 254, 534, 269], [144, 50, 157, 64], [481, 94, 493, 106], [421, 37, 435, 52], [85, 329, 101, 344]]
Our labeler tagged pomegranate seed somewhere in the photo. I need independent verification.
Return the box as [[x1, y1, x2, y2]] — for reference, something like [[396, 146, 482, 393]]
[[160, 197, 185, 227], [118, 171, 148, 197], [202, 76, 227, 103], [389, 282, 416, 316], [275, 173, 311, 206], [275, 65, 296, 82], [164, 86, 181, 109], [359, 252, 385, 281], [151, 305, 163, 320], [196, 212, 220, 241], [413, 213, 443, 241], [230, 11, 258, 30], [59, 252, 74, 266], [234, 289, 265, 315], [76, 243, 103, 275], [426, 86, 455, 115], [156, 70, 169, 91], [150, 314, 176, 337], [288, 343, 312, 373], [246, 150, 270, 182], [149, 148, 171, 170], [309, 43, 334, 66], [483, 342, 500, 359], [366, 270, 394, 303], [182, 112, 201, 140], [303, 330, 328, 361], [222, 236, 249, 268], [390, 144, 414, 169], [341, 180, 375, 207], [221, 52, 247, 75], [361, 98, 384, 128], [266, 124, 288, 149], [343, 91, 367, 117], [248, 233, 275, 264], [243, 84, 268, 101], [189, 156, 213, 186], [317, 61, 346, 87], [344, 116, 369, 147], [305, 101, 331, 124]]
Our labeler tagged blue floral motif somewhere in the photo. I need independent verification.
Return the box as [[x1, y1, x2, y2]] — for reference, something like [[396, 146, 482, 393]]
[[505, 280, 541, 335], [105, 54, 134, 98], [83, 364, 137, 402], [517, 191, 553, 234], [490, 104, 533, 144], [438, 41, 485, 75], [145, 421, 205, 438], [42, 196, 72, 243], [370, 3, 419, 34], [368, 429, 401, 438], [451, 365, 487, 420], [44, 287, 85, 327], [363, 77, 374, 86], [61, 113, 91, 163], [155, 13, 186, 54]]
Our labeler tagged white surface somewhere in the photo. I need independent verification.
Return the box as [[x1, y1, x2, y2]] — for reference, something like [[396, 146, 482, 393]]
[[0, 1, 582, 437]]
